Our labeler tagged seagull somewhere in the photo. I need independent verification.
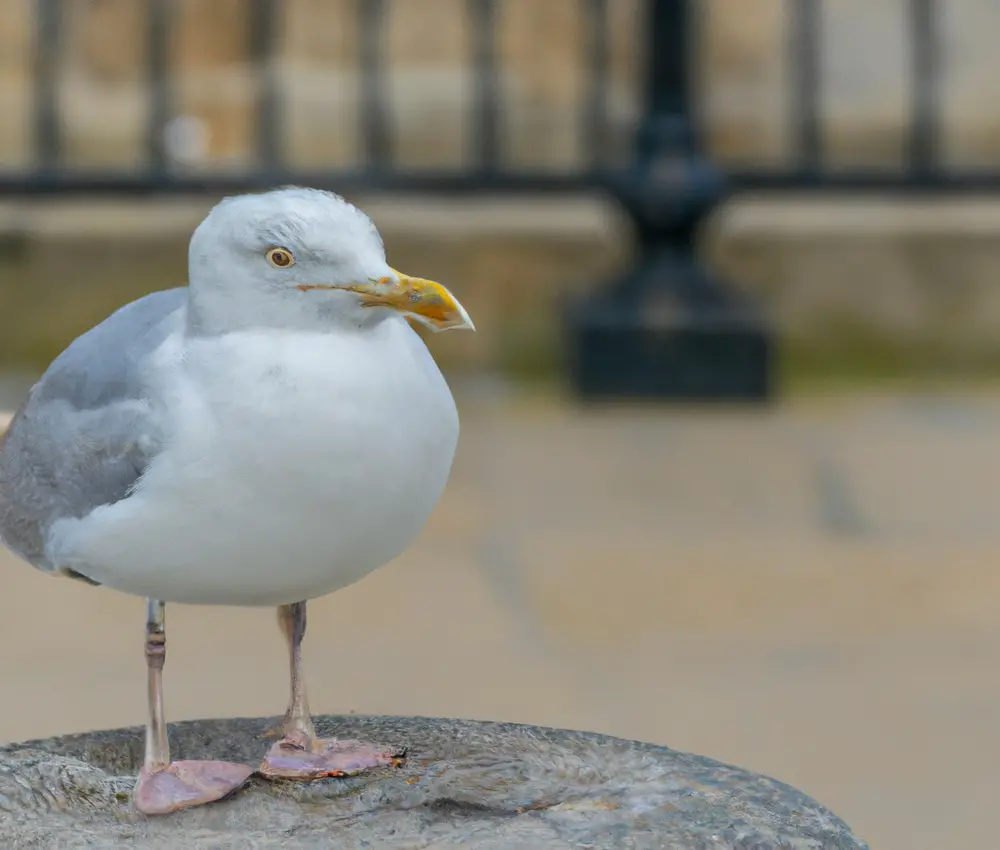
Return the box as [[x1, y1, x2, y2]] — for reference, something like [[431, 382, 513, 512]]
[[0, 187, 474, 815]]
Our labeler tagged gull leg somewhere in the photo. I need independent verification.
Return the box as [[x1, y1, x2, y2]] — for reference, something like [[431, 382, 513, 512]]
[[132, 599, 253, 815], [259, 601, 405, 780], [259, 601, 309, 740]]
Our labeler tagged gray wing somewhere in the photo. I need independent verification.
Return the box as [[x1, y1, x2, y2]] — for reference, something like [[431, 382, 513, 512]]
[[0, 288, 186, 573]]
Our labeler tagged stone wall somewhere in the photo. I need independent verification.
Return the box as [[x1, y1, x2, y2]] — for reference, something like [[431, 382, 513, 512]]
[[705, 197, 1000, 376]]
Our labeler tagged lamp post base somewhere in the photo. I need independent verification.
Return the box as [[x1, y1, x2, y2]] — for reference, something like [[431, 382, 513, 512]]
[[566, 254, 773, 402]]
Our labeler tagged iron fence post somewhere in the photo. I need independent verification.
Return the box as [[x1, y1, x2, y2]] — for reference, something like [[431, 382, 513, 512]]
[[565, 0, 773, 401]]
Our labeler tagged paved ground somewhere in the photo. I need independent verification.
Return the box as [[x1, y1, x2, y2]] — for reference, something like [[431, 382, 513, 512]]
[[2, 389, 1000, 850]]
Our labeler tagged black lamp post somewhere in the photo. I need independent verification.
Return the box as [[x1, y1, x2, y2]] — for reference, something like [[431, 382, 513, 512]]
[[566, 0, 773, 401]]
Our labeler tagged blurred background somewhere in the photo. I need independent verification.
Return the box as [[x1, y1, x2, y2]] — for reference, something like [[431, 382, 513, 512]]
[[2, 1, 1000, 848]]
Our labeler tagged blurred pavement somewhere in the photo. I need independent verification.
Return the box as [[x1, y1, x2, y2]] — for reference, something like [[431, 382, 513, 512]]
[[2, 390, 1000, 850]]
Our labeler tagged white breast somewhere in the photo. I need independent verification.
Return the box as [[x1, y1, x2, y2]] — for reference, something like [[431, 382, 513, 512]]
[[48, 319, 459, 605]]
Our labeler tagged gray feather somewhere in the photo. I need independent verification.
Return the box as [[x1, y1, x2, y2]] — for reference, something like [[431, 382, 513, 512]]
[[0, 288, 186, 572]]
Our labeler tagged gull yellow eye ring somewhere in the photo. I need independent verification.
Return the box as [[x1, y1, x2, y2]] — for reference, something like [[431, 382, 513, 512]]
[[266, 247, 295, 268]]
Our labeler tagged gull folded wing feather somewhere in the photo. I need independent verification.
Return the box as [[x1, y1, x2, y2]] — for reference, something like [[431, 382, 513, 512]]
[[0, 289, 184, 574]]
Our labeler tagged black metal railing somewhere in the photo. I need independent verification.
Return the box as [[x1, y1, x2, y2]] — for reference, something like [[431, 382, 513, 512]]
[[731, 0, 991, 191], [12, 0, 631, 194], [7, 0, 998, 195]]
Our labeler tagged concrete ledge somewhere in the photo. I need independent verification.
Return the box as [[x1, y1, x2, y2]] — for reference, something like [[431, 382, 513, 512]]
[[0, 195, 617, 240], [6, 193, 1000, 380], [706, 195, 1000, 373]]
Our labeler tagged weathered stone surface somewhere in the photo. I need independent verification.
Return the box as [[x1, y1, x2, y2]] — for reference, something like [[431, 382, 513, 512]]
[[0, 715, 867, 849]]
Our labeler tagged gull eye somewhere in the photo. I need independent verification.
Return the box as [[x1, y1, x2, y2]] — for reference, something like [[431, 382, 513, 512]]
[[266, 247, 295, 268]]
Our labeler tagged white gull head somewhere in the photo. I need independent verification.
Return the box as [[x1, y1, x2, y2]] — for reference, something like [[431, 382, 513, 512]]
[[186, 187, 474, 337]]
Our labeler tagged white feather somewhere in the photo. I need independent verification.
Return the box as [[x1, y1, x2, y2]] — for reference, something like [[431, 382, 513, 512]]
[[47, 316, 458, 605]]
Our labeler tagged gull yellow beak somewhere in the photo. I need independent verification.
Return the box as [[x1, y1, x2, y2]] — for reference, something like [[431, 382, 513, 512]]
[[350, 269, 475, 332]]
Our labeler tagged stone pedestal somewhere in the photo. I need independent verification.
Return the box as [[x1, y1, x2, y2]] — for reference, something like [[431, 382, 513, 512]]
[[0, 715, 868, 848]]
